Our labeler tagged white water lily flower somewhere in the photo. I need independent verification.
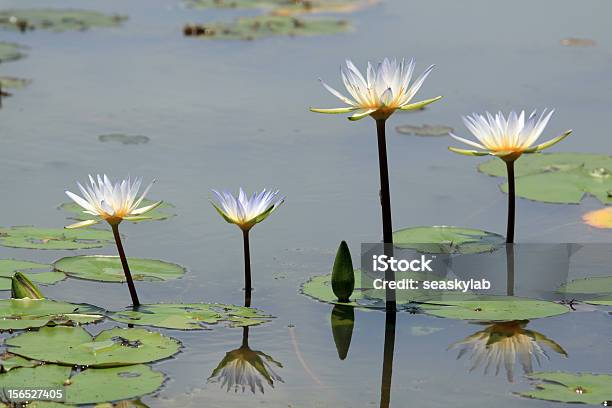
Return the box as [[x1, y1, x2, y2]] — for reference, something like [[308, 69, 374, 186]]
[[211, 188, 284, 231], [449, 110, 572, 160], [65, 174, 161, 228], [310, 57, 442, 121]]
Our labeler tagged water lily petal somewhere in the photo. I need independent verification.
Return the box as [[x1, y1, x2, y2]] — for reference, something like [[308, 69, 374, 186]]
[[399, 95, 443, 111], [448, 147, 490, 156], [310, 107, 358, 114], [348, 108, 376, 121], [65, 219, 100, 229], [524, 130, 572, 153]]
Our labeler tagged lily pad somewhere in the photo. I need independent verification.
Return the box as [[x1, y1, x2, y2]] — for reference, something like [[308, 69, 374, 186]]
[[395, 124, 453, 137], [6, 326, 181, 367], [0, 352, 39, 372], [583, 207, 612, 229], [185, 0, 375, 15], [0, 9, 127, 32], [478, 153, 612, 204], [54, 256, 185, 283], [393, 226, 505, 254], [0, 226, 114, 250], [59, 199, 174, 223], [0, 298, 104, 330], [108, 303, 273, 330], [519, 372, 612, 405], [98, 134, 150, 145], [559, 276, 612, 294], [421, 295, 569, 321], [0, 42, 26, 63], [0, 364, 165, 405], [183, 15, 350, 40], [0, 259, 65, 291], [0, 76, 31, 89]]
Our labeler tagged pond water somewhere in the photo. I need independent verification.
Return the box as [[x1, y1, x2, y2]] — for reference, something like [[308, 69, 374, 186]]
[[1, 0, 611, 406]]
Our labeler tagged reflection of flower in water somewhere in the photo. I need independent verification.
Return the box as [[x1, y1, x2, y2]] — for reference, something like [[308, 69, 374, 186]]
[[208, 329, 283, 394], [449, 320, 567, 382]]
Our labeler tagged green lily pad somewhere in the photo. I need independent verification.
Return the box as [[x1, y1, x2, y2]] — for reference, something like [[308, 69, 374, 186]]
[[98, 134, 150, 145], [0, 352, 40, 372], [478, 153, 612, 204], [0, 9, 127, 32], [395, 124, 453, 137], [54, 256, 185, 283], [0, 299, 104, 330], [183, 15, 350, 40], [0, 76, 31, 89], [108, 303, 273, 330], [59, 199, 174, 223], [519, 372, 612, 405], [0, 42, 26, 63], [393, 226, 505, 254], [185, 0, 372, 15], [0, 259, 65, 291], [0, 226, 114, 250], [421, 295, 570, 321], [6, 326, 181, 367], [0, 364, 164, 405]]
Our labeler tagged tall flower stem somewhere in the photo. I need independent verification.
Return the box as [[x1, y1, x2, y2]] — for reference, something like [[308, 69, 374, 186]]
[[379, 309, 396, 408], [505, 160, 516, 244], [376, 118, 393, 244], [111, 224, 140, 307], [243, 229, 252, 307]]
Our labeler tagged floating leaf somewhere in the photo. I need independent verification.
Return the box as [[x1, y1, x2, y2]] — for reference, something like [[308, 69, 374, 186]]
[[185, 0, 376, 15], [59, 199, 174, 223], [395, 124, 453, 137], [0, 226, 114, 250], [54, 256, 185, 283], [6, 326, 181, 367], [560, 38, 596, 47], [183, 15, 350, 40], [421, 295, 569, 321], [0, 364, 164, 405], [559, 276, 612, 294], [108, 303, 272, 330], [98, 134, 150, 145], [0, 299, 104, 330], [478, 153, 612, 204], [393, 226, 505, 254], [519, 372, 612, 405], [0, 352, 39, 372], [583, 207, 612, 229], [0, 76, 31, 89], [0, 42, 26, 63], [0, 259, 65, 291], [0, 9, 127, 32]]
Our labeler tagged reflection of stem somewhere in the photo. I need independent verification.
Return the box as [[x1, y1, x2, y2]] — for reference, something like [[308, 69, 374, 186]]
[[111, 223, 140, 307], [243, 229, 252, 307], [376, 118, 393, 244], [242, 326, 250, 348], [380, 310, 396, 408], [505, 160, 516, 244], [288, 326, 323, 386], [506, 244, 515, 297]]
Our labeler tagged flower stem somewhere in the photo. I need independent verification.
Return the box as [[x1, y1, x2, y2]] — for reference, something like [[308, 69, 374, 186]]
[[243, 229, 252, 307], [379, 309, 396, 408], [376, 118, 393, 244], [505, 160, 516, 244], [111, 224, 140, 307]]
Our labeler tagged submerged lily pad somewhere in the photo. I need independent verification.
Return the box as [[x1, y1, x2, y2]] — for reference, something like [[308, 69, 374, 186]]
[[479, 153, 612, 204], [184, 15, 350, 40], [421, 295, 569, 321], [0, 299, 104, 330], [559, 276, 612, 294], [0, 42, 26, 63], [582, 207, 612, 229], [0, 259, 65, 291], [0, 9, 127, 32], [0, 76, 31, 89], [0, 226, 114, 250], [98, 134, 150, 145], [108, 303, 273, 330], [395, 124, 453, 137], [0, 364, 165, 405], [6, 326, 181, 367], [560, 38, 596, 47], [54, 256, 185, 283], [393, 226, 505, 254], [59, 199, 174, 223], [185, 0, 375, 15], [519, 372, 612, 405]]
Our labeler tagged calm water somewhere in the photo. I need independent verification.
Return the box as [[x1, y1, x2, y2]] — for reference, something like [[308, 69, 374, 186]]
[[1, 0, 611, 406]]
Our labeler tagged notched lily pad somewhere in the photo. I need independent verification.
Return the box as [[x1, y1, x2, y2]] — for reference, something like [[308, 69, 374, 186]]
[[108, 303, 273, 330], [0, 226, 114, 250], [6, 326, 181, 367], [54, 256, 185, 283], [479, 153, 612, 204], [393, 226, 505, 254], [60, 199, 174, 224], [0, 363, 165, 405], [395, 124, 453, 137], [98, 134, 150, 145], [0, 42, 26, 63], [0, 259, 65, 291], [0, 298, 104, 330], [0, 76, 31, 89], [185, 0, 376, 15], [183, 15, 350, 40], [0, 9, 127, 32], [519, 372, 612, 405]]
